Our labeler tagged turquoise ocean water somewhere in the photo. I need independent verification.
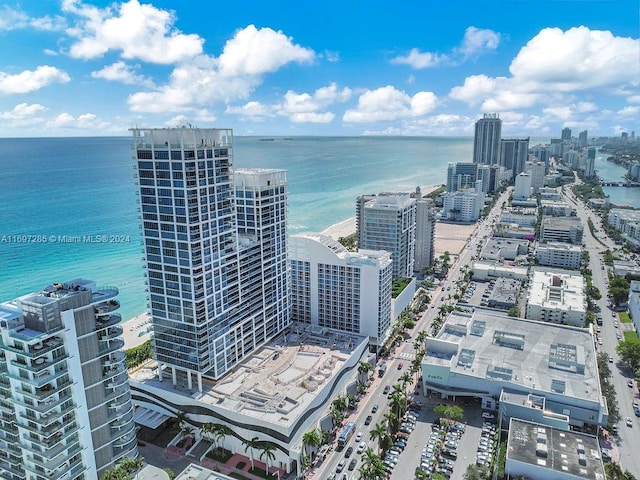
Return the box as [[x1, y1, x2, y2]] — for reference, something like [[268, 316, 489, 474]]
[[0, 135, 569, 320]]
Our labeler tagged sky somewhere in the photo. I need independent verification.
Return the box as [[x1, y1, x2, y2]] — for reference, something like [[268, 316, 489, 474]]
[[0, 0, 638, 138]]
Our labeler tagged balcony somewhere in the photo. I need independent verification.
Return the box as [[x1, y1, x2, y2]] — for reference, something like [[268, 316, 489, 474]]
[[99, 325, 124, 341], [6, 337, 64, 358], [92, 286, 119, 302], [95, 313, 121, 330], [103, 351, 126, 367], [110, 412, 136, 435], [94, 299, 121, 315], [98, 338, 125, 355], [11, 352, 69, 373]]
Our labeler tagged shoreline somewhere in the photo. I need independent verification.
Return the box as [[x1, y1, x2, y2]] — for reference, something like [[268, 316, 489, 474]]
[[123, 184, 447, 348]]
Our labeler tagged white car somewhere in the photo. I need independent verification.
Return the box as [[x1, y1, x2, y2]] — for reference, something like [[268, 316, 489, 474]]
[[355, 432, 362, 442], [357, 442, 367, 454], [626, 417, 633, 427], [482, 412, 495, 420]]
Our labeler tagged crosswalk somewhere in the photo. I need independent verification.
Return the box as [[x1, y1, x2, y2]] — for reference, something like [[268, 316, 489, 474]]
[[396, 352, 415, 360]]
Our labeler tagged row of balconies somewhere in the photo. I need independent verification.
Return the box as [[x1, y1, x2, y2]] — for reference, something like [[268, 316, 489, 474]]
[[10, 352, 68, 374]]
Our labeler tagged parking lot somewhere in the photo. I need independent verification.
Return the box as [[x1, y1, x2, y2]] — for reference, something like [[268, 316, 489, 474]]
[[389, 396, 499, 480]]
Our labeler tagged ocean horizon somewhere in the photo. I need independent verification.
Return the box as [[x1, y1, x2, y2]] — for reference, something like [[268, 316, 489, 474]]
[[6, 134, 613, 322]]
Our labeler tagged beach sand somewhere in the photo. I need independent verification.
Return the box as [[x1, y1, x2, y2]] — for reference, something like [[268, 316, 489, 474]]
[[321, 185, 445, 241], [320, 184, 475, 257], [122, 312, 152, 350]]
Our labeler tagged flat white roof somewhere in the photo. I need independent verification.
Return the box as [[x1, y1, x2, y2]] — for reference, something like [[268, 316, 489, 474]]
[[424, 309, 600, 402], [527, 269, 586, 313]]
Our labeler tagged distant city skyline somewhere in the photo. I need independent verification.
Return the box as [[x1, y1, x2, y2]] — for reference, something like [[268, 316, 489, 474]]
[[0, 0, 638, 137]]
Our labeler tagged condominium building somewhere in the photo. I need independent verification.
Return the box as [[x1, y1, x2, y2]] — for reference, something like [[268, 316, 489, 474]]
[[536, 242, 583, 269], [524, 161, 546, 194], [0, 279, 137, 479], [525, 269, 586, 327], [561, 127, 572, 141], [473, 113, 502, 166], [514, 172, 532, 200], [441, 186, 485, 223], [500, 138, 530, 179], [540, 217, 584, 244], [414, 197, 437, 272], [132, 128, 290, 390], [356, 193, 416, 280], [289, 233, 393, 347], [446, 162, 478, 192], [578, 129, 588, 147]]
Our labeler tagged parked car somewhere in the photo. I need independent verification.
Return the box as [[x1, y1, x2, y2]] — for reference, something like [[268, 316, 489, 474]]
[[482, 412, 495, 420]]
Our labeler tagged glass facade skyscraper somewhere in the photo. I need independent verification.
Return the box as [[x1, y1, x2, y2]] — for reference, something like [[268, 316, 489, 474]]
[[132, 128, 289, 390], [473, 113, 502, 166]]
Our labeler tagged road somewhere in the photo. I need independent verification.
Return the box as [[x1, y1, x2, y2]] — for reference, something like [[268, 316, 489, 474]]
[[565, 186, 640, 479], [311, 187, 513, 480]]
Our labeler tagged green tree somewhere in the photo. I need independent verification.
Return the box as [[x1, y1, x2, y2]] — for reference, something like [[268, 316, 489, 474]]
[[358, 447, 386, 480], [259, 442, 277, 474], [433, 404, 464, 421], [617, 339, 640, 374], [243, 436, 261, 470], [463, 464, 490, 480], [302, 429, 321, 457], [369, 421, 391, 454]]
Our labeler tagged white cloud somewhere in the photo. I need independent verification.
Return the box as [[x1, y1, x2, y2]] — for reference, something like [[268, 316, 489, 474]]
[[226, 101, 274, 118], [457, 26, 501, 58], [449, 26, 640, 115], [46, 111, 109, 130], [0, 5, 66, 31], [91, 61, 155, 87], [449, 74, 500, 105], [0, 103, 48, 126], [617, 106, 640, 118], [63, 0, 204, 63], [391, 26, 500, 69], [627, 95, 640, 104], [509, 26, 640, 91], [289, 112, 335, 123], [128, 25, 316, 113], [0, 66, 70, 94], [217, 25, 315, 76], [391, 48, 448, 69], [343, 86, 438, 122]]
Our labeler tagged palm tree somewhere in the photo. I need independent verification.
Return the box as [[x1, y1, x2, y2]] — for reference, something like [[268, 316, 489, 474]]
[[213, 425, 231, 453], [200, 422, 215, 448], [243, 436, 261, 470], [357, 361, 373, 383], [302, 429, 321, 458], [390, 391, 407, 420], [369, 421, 390, 454], [259, 442, 277, 475], [330, 405, 343, 428], [400, 372, 413, 394], [383, 411, 398, 434], [358, 447, 386, 480]]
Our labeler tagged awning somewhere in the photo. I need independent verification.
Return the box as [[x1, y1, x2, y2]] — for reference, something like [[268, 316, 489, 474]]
[[133, 406, 172, 429]]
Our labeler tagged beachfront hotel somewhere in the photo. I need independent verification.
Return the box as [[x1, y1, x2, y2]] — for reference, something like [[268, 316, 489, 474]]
[[289, 232, 393, 348], [131, 128, 290, 389], [130, 128, 374, 476], [0, 279, 138, 479]]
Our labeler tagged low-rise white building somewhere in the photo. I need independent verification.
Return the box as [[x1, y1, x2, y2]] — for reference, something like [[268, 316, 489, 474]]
[[540, 216, 584, 244], [441, 187, 485, 223], [500, 208, 538, 228], [540, 200, 575, 217], [536, 242, 583, 269], [289, 233, 393, 348], [480, 237, 530, 261], [628, 281, 640, 337], [472, 261, 529, 281], [421, 309, 607, 429], [505, 419, 606, 480], [525, 269, 586, 327]]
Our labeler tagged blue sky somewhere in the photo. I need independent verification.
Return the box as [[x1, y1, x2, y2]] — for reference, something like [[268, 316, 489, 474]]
[[0, 0, 638, 137]]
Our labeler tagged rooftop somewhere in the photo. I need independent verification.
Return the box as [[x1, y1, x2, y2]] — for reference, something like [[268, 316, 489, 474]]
[[130, 322, 367, 427], [424, 309, 600, 401], [527, 269, 586, 313], [507, 418, 605, 480]]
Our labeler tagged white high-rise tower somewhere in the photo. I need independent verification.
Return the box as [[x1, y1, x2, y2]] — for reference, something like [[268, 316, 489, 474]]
[[132, 128, 290, 391], [473, 113, 502, 166]]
